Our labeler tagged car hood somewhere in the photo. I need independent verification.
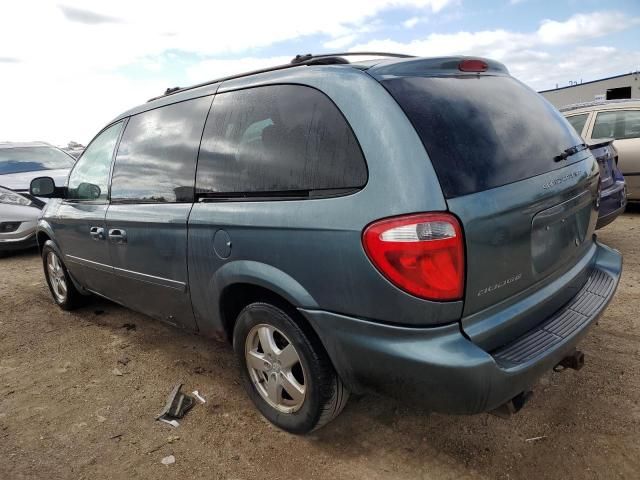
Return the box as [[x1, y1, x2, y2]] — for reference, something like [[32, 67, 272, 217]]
[[0, 202, 42, 221], [0, 168, 69, 192]]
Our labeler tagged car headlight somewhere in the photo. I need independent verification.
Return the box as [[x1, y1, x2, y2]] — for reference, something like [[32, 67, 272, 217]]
[[0, 186, 33, 207]]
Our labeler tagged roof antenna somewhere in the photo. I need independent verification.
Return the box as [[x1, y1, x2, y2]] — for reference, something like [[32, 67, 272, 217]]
[[164, 86, 180, 95]]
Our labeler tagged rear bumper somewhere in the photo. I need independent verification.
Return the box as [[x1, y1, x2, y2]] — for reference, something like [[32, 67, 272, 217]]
[[302, 241, 621, 414], [596, 180, 627, 229]]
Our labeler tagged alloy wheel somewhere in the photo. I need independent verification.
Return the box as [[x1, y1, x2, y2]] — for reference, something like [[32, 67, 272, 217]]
[[245, 323, 306, 413], [46, 251, 68, 303]]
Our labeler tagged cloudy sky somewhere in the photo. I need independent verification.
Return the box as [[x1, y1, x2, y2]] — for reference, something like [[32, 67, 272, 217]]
[[1, 0, 639, 146]]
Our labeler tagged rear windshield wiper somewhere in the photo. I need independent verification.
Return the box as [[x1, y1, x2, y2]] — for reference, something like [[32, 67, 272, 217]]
[[554, 143, 588, 162]]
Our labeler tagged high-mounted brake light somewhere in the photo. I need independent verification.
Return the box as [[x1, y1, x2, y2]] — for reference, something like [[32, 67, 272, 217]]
[[363, 213, 465, 301], [458, 59, 488, 72]]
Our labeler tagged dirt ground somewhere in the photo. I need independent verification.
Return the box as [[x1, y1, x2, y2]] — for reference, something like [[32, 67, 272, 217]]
[[1, 209, 639, 480]]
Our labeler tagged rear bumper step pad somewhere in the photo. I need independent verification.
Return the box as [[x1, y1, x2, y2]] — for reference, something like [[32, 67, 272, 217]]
[[492, 268, 615, 367]]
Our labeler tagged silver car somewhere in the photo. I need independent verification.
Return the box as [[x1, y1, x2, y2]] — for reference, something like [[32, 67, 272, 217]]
[[0, 142, 74, 254]]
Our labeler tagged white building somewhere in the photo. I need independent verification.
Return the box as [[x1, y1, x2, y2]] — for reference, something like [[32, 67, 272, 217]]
[[539, 72, 640, 109]]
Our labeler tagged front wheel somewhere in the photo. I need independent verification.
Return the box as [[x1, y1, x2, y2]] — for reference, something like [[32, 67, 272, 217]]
[[42, 241, 82, 310], [233, 302, 349, 434]]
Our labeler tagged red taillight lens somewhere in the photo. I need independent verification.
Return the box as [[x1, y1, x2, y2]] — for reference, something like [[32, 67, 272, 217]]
[[362, 213, 465, 301], [458, 59, 488, 72]]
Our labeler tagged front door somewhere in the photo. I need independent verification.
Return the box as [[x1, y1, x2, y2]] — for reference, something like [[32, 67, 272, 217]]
[[52, 121, 124, 296]]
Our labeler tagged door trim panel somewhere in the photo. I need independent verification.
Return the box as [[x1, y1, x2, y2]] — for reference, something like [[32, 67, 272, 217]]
[[111, 265, 187, 292], [66, 254, 112, 273]]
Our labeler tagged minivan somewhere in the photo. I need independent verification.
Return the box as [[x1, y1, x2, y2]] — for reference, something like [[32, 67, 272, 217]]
[[31, 53, 622, 434]]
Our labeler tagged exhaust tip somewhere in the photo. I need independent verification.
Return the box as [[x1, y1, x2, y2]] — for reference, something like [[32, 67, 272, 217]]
[[490, 390, 534, 418], [554, 350, 585, 372]]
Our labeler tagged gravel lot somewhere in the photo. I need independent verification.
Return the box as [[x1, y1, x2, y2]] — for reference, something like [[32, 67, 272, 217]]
[[1, 208, 639, 480]]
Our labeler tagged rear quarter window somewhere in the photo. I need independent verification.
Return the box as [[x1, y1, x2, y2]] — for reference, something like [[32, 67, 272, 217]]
[[196, 84, 367, 197], [383, 76, 584, 198]]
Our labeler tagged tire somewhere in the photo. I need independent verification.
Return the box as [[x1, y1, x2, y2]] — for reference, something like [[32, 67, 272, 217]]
[[42, 241, 83, 310], [233, 302, 349, 434]]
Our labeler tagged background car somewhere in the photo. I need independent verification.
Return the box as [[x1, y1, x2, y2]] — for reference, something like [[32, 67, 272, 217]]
[[0, 142, 75, 254], [562, 99, 640, 201], [585, 138, 627, 229]]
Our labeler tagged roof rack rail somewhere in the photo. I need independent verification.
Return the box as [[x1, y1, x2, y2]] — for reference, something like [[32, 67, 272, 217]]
[[559, 98, 639, 112], [147, 52, 414, 102]]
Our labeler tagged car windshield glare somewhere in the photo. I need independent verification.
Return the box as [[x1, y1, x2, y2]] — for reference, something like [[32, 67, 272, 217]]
[[0, 147, 75, 175]]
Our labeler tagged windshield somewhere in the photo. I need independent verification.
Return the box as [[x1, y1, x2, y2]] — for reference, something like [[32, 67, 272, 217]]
[[0, 146, 75, 175], [383, 75, 585, 198]]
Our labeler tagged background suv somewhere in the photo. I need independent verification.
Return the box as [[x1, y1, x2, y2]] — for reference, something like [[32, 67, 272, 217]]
[[0, 142, 74, 254], [31, 54, 622, 433]]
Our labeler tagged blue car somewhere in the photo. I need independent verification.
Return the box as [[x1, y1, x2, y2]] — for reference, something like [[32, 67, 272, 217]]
[[586, 138, 627, 229]]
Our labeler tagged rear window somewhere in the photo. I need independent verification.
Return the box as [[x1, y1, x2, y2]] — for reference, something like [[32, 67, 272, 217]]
[[383, 76, 584, 198], [0, 146, 74, 175]]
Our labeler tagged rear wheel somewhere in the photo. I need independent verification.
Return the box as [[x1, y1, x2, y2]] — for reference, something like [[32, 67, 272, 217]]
[[42, 241, 82, 310], [233, 302, 349, 434]]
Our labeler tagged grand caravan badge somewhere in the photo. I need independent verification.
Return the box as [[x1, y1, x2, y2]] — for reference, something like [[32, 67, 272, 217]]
[[477, 273, 523, 297], [543, 170, 581, 190]]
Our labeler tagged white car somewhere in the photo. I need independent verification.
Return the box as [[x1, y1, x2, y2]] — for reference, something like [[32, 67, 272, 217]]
[[561, 99, 640, 201], [0, 142, 74, 254]]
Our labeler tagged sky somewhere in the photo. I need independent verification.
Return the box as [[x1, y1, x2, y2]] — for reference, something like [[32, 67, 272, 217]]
[[1, 0, 639, 146]]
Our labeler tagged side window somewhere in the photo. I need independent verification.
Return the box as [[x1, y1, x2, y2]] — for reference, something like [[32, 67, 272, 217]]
[[110, 96, 212, 203], [67, 121, 123, 201], [196, 84, 367, 196], [592, 110, 640, 140], [566, 114, 589, 137]]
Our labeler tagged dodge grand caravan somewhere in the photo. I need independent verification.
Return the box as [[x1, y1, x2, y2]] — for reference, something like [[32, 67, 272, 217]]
[[31, 54, 622, 433]]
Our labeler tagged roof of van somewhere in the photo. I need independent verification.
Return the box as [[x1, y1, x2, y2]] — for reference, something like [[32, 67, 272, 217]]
[[111, 53, 508, 124]]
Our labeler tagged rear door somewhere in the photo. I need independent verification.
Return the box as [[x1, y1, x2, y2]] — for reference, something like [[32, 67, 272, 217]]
[[381, 69, 599, 345], [52, 121, 124, 295], [105, 96, 213, 331]]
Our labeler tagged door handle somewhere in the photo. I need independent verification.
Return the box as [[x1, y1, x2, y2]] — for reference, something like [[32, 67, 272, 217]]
[[89, 226, 105, 241], [108, 228, 127, 244]]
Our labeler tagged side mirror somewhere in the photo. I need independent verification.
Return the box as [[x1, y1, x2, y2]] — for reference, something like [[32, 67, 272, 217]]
[[30, 176, 57, 197]]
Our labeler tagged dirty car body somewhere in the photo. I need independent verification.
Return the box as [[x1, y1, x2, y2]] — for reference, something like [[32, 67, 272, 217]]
[[32, 55, 622, 431]]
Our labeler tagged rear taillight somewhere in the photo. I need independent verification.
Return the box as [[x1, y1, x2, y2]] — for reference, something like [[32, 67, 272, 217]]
[[363, 213, 465, 301]]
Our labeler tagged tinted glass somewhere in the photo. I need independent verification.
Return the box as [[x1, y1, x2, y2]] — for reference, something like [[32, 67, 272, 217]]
[[592, 110, 640, 140], [111, 96, 212, 203], [0, 146, 75, 175], [67, 122, 123, 201], [566, 114, 589, 136], [383, 76, 584, 198], [196, 85, 367, 195]]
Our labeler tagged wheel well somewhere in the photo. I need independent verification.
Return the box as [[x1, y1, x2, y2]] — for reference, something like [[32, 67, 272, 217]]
[[219, 283, 320, 346], [36, 231, 51, 253]]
